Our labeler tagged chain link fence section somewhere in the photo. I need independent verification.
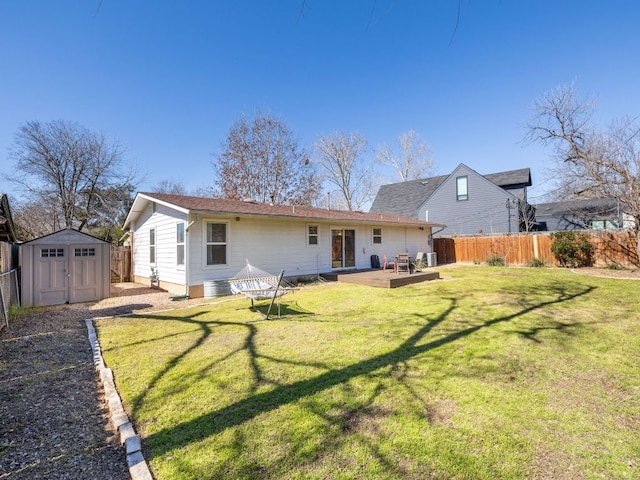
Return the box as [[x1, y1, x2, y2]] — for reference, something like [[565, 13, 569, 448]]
[[0, 269, 20, 330]]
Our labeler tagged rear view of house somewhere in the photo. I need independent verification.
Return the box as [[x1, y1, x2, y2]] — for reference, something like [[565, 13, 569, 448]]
[[122, 193, 445, 298]]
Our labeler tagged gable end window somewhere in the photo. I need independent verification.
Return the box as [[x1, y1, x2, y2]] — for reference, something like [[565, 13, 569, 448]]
[[149, 228, 156, 264], [372, 227, 382, 244], [176, 223, 185, 266], [206, 222, 227, 265], [307, 225, 319, 246], [456, 176, 468, 201]]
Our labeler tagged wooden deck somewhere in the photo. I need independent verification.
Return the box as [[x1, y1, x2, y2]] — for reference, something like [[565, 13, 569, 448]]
[[320, 268, 440, 288]]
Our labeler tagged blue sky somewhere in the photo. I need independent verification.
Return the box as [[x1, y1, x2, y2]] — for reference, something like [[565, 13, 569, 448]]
[[1, 1, 639, 205]]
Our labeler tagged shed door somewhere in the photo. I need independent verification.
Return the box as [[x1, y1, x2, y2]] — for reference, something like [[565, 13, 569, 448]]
[[37, 247, 69, 306], [69, 245, 101, 303]]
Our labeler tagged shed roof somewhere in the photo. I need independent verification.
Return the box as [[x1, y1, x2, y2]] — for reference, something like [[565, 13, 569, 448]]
[[21, 228, 109, 245], [124, 192, 445, 229]]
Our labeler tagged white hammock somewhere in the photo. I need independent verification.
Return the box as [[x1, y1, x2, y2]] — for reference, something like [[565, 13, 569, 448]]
[[229, 263, 295, 319]]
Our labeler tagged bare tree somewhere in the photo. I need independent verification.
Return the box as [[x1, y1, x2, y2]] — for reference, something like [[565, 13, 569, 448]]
[[153, 179, 189, 195], [314, 131, 376, 211], [9, 120, 137, 238], [526, 82, 640, 261], [214, 112, 320, 205], [376, 129, 435, 181], [11, 199, 57, 240]]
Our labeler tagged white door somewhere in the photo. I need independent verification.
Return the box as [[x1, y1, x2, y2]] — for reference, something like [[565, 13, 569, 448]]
[[69, 245, 101, 303], [36, 246, 69, 306]]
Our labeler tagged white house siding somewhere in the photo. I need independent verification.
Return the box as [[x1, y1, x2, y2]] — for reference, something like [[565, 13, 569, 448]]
[[130, 202, 188, 291], [419, 164, 514, 237], [127, 199, 433, 297], [185, 216, 432, 292]]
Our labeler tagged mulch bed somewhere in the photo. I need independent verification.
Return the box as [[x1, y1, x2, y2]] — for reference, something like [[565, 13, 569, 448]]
[[0, 305, 129, 479]]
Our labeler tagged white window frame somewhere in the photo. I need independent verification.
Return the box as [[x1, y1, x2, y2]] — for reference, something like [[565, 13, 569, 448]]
[[204, 221, 229, 267], [149, 228, 156, 264], [176, 222, 185, 267], [307, 224, 319, 247], [372, 227, 382, 244], [456, 176, 468, 201]]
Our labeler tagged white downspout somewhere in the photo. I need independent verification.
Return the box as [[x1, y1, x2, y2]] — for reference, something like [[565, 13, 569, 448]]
[[185, 214, 197, 297]]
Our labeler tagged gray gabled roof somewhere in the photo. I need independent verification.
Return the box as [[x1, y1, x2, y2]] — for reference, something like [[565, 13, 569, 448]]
[[369, 175, 449, 218], [370, 166, 532, 217], [534, 198, 618, 217], [484, 168, 532, 188]]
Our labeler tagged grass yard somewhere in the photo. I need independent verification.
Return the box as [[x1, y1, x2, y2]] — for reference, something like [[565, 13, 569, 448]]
[[96, 266, 640, 480]]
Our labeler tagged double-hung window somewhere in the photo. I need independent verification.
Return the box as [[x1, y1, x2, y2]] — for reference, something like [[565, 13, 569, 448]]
[[372, 227, 382, 244], [456, 176, 468, 201], [307, 225, 319, 246], [176, 223, 185, 266], [206, 222, 227, 265]]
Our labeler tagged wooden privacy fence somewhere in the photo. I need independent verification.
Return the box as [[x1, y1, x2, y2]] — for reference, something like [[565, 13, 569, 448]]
[[110, 245, 131, 282], [434, 231, 638, 267]]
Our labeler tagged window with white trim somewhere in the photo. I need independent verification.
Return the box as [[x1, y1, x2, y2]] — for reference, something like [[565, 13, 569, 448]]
[[206, 222, 227, 265], [74, 248, 96, 257], [372, 227, 382, 244], [149, 228, 156, 264], [307, 224, 319, 246], [176, 223, 185, 266], [456, 176, 468, 201]]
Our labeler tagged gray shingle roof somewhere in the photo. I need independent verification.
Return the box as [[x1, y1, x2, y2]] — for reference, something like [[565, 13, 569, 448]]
[[534, 198, 618, 217], [370, 167, 532, 217]]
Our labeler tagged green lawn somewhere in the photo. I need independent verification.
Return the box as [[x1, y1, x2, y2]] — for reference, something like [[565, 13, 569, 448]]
[[96, 266, 640, 480]]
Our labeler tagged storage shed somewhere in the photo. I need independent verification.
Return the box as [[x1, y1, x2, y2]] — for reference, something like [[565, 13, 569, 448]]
[[20, 228, 110, 307]]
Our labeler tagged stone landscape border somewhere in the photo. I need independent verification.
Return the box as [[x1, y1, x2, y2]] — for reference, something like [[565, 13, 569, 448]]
[[85, 318, 153, 480]]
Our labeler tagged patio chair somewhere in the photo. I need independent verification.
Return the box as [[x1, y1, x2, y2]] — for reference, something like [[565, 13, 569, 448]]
[[382, 254, 396, 272], [150, 267, 159, 288], [396, 253, 410, 274], [412, 252, 427, 272]]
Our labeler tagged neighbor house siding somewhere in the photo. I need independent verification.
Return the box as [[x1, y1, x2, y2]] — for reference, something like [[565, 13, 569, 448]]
[[419, 164, 514, 237]]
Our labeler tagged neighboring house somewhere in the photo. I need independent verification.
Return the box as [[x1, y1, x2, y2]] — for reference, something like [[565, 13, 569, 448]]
[[122, 193, 445, 297], [370, 163, 533, 237], [0, 193, 19, 272], [533, 198, 623, 231]]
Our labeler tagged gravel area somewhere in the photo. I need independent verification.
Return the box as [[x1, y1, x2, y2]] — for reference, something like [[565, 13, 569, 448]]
[[0, 283, 219, 480]]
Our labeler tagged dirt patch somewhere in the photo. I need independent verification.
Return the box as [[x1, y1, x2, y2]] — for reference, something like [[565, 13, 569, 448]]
[[0, 283, 226, 480], [570, 267, 640, 280]]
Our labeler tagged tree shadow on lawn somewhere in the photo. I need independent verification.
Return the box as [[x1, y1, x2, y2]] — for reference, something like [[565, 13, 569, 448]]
[[127, 282, 596, 459]]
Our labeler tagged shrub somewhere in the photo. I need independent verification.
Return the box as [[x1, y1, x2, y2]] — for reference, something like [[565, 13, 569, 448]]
[[527, 257, 547, 268], [486, 254, 506, 267], [550, 231, 594, 267]]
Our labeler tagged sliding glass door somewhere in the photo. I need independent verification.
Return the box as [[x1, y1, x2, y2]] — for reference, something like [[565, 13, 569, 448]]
[[331, 229, 355, 269]]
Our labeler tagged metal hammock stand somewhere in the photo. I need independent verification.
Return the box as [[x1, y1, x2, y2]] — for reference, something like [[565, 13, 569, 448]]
[[229, 263, 296, 320]]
